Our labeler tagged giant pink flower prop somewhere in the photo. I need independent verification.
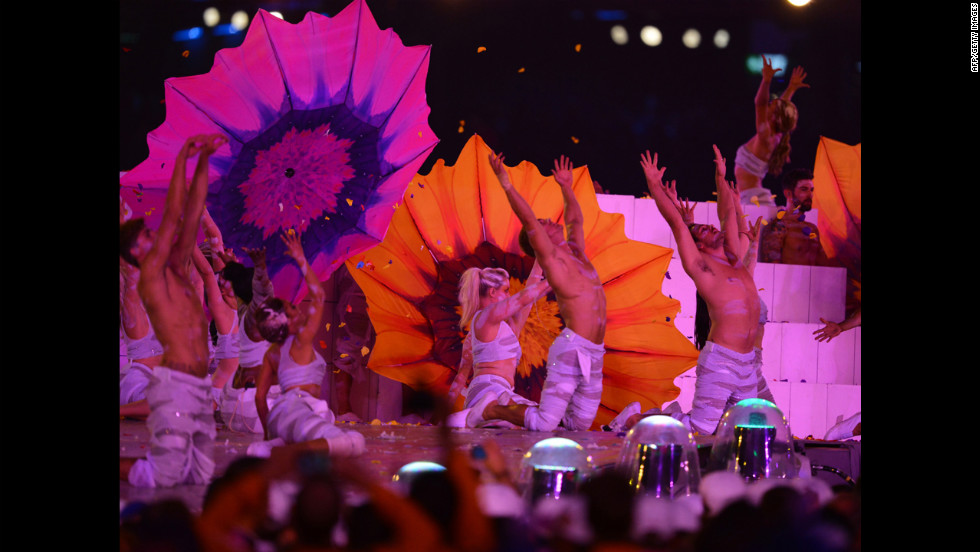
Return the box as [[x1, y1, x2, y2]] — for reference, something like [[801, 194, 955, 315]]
[[119, 0, 438, 302]]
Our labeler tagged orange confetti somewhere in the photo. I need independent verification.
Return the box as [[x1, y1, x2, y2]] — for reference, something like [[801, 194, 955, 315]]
[[324, 215, 330, 220], [477, 46, 487, 53], [750, 196, 760, 206], [570, 136, 580, 144], [181, 50, 190, 58], [346, 198, 354, 206], [761, 219, 768, 225], [517, 67, 525, 73], [361, 346, 370, 356], [458, 126, 465, 133], [338, 322, 346, 328], [776, 211, 786, 220], [340, 353, 349, 358], [575, 44, 582, 52], [325, 323, 331, 331]]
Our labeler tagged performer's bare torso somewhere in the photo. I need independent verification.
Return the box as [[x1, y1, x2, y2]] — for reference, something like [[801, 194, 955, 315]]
[[697, 252, 760, 355], [140, 261, 211, 378], [543, 241, 606, 345]]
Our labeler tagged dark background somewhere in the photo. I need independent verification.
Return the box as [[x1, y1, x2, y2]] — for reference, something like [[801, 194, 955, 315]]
[[119, 0, 860, 202]]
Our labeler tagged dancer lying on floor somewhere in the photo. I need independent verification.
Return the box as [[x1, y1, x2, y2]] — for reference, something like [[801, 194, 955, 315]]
[[448, 262, 552, 428], [475, 153, 607, 431], [251, 230, 365, 456]]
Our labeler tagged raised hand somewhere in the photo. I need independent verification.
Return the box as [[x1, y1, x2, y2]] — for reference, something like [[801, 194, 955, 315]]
[[745, 215, 764, 243], [664, 180, 680, 205], [712, 144, 727, 181], [488, 152, 508, 180], [761, 54, 781, 80], [243, 246, 267, 267], [678, 198, 696, 225], [552, 155, 574, 189], [280, 231, 306, 264], [640, 150, 666, 188], [787, 66, 810, 92]]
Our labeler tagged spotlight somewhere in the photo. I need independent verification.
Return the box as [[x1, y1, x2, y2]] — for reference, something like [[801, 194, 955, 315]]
[[640, 26, 663, 47], [519, 437, 593, 504], [231, 10, 250, 31], [611, 25, 628, 45], [713, 29, 730, 49], [787, 0, 813, 6], [203, 7, 220, 28], [617, 415, 701, 499], [392, 461, 446, 492], [681, 28, 701, 49], [706, 398, 799, 481]]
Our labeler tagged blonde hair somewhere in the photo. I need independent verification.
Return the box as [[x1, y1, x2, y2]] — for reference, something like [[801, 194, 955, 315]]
[[458, 267, 511, 329], [767, 99, 798, 177]]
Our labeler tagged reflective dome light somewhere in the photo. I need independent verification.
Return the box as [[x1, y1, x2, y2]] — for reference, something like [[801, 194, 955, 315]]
[[707, 398, 798, 481], [713, 29, 730, 49], [617, 415, 701, 499], [391, 461, 446, 492], [269, 11, 284, 20], [519, 437, 593, 504], [203, 7, 220, 28], [787, 0, 813, 7], [231, 10, 250, 31], [640, 25, 662, 47], [681, 28, 701, 49], [611, 25, 629, 45]]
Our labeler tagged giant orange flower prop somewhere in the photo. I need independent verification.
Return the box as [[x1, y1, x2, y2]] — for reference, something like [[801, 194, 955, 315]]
[[345, 135, 698, 427]]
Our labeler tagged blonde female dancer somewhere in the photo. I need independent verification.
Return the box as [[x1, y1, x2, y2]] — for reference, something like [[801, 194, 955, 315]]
[[449, 264, 552, 428]]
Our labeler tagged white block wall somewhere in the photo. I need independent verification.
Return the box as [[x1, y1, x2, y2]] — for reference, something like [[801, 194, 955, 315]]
[[600, 194, 859, 439]]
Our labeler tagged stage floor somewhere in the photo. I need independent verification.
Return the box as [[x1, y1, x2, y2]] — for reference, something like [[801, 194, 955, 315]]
[[119, 417, 641, 514]]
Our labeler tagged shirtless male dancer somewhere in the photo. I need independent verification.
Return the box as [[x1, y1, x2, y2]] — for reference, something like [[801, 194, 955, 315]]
[[631, 146, 775, 435], [479, 153, 607, 431], [120, 133, 228, 487]]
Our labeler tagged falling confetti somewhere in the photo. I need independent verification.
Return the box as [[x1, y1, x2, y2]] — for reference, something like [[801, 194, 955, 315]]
[[517, 67, 525, 73], [750, 196, 760, 206], [325, 323, 331, 331], [319, 340, 327, 349], [340, 353, 349, 358], [346, 305, 353, 313], [361, 346, 370, 356], [356, 261, 365, 269], [571, 136, 580, 144], [182, 50, 190, 58], [761, 219, 769, 226], [664, 271, 671, 279], [575, 43, 582, 52], [477, 46, 487, 53], [776, 210, 786, 220], [338, 322, 346, 328], [346, 198, 354, 206]]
